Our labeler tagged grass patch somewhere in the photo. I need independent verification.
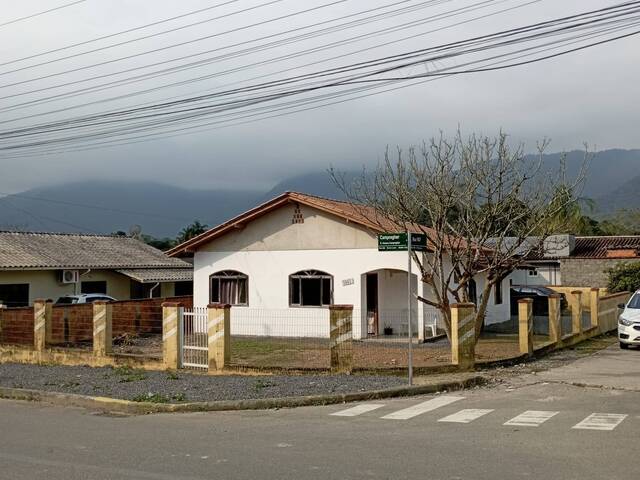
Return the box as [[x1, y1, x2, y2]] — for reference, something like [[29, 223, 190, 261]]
[[113, 365, 147, 383], [253, 379, 276, 392], [166, 370, 180, 380], [131, 392, 187, 403], [132, 392, 169, 403]]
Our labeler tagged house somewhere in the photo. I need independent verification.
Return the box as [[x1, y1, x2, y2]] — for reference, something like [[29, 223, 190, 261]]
[[510, 235, 640, 288], [0, 231, 193, 306], [167, 192, 511, 339]]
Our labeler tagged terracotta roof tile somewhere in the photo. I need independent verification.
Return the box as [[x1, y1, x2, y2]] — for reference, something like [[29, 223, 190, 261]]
[[571, 236, 640, 259]]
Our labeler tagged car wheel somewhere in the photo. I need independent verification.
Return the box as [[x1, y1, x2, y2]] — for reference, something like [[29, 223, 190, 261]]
[[620, 342, 629, 349]]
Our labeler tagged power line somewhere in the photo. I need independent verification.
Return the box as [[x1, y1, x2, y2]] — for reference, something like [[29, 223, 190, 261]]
[[0, 0, 460, 112], [0, 0, 242, 67], [0, 190, 193, 222], [0, 0, 348, 88], [1, 1, 638, 155], [0, 0, 87, 29]]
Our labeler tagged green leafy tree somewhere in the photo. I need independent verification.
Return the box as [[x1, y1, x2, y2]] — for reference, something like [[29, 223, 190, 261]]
[[607, 262, 640, 293], [176, 220, 209, 244]]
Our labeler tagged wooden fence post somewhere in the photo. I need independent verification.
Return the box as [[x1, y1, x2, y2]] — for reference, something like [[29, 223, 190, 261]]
[[451, 303, 476, 370], [518, 298, 534, 355], [207, 303, 230, 372], [329, 305, 353, 373]]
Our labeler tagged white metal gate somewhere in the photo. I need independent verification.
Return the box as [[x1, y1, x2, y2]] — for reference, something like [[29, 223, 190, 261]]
[[180, 307, 208, 370]]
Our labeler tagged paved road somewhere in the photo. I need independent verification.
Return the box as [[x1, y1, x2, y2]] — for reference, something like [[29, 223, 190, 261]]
[[0, 345, 638, 480]]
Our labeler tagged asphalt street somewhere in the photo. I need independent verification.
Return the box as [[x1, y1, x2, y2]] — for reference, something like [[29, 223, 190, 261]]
[[0, 345, 638, 480]]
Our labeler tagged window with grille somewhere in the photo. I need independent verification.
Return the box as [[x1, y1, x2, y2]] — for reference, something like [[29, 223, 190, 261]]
[[210, 270, 248, 305], [289, 270, 332, 307]]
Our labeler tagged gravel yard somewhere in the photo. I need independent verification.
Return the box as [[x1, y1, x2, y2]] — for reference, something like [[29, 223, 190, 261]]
[[0, 363, 407, 403]]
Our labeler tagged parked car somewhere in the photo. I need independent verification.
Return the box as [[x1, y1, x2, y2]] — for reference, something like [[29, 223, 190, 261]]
[[618, 290, 640, 349], [55, 294, 116, 304], [510, 285, 567, 317]]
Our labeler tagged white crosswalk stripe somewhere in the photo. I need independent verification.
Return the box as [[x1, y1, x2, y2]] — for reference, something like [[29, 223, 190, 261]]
[[381, 396, 464, 420], [331, 404, 385, 417], [438, 409, 494, 424], [572, 413, 628, 431], [504, 410, 559, 427]]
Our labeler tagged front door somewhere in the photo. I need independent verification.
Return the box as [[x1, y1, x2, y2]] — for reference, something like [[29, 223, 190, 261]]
[[366, 273, 379, 336]]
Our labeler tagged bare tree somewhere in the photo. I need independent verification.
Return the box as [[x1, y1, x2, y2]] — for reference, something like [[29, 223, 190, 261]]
[[333, 131, 587, 342]]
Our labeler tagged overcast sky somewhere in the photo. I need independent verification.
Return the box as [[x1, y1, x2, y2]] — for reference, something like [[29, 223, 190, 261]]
[[0, 0, 637, 194]]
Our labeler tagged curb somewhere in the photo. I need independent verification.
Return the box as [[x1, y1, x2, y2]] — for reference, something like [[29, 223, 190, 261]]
[[0, 375, 487, 415]]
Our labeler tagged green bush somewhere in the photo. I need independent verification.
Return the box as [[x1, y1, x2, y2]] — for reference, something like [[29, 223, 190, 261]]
[[607, 262, 640, 293]]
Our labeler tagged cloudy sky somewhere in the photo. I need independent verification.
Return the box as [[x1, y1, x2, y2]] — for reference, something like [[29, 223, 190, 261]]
[[0, 0, 638, 194]]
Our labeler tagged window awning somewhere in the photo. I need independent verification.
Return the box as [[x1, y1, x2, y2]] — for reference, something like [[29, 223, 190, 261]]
[[116, 268, 193, 283]]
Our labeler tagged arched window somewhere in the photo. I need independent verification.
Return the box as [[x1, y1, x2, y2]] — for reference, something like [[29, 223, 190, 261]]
[[289, 270, 332, 307], [210, 270, 248, 305]]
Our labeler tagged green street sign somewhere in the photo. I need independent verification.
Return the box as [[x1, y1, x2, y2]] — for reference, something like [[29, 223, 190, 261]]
[[378, 233, 427, 251]]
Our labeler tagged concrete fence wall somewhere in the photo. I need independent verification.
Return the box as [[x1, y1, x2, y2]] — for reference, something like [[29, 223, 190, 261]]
[[597, 292, 630, 333]]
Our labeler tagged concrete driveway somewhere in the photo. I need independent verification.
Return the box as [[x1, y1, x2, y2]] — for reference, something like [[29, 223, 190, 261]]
[[535, 343, 640, 391]]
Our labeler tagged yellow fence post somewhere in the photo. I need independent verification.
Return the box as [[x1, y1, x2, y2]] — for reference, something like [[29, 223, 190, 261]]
[[590, 288, 600, 330], [518, 298, 534, 355], [571, 290, 583, 335], [162, 302, 181, 370], [329, 305, 353, 373], [207, 303, 230, 372], [451, 303, 476, 370], [548, 294, 561, 346], [93, 301, 112, 357], [33, 299, 48, 352]]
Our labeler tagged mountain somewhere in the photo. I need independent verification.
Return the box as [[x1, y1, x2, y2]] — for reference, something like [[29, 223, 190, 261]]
[[0, 181, 262, 238], [1, 149, 639, 237]]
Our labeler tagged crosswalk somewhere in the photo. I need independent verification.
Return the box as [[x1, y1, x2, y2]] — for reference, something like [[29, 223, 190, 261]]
[[328, 396, 632, 432]]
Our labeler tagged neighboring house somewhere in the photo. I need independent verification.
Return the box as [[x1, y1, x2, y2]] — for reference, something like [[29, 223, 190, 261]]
[[510, 235, 640, 288], [0, 232, 193, 307], [168, 192, 511, 339]]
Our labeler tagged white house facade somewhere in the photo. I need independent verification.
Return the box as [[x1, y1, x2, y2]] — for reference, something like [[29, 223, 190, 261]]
[[170, 192, 511, 340]]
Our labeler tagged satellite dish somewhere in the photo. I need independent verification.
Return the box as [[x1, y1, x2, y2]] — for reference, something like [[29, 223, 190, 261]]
[[129, 224, 142, 238]]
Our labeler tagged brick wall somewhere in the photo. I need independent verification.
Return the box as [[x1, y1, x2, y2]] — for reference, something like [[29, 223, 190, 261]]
[[560, 258, 640, 288], [0, 307, 34, 346], [50, 304, 94, 344], [111, 295, 193, 337]]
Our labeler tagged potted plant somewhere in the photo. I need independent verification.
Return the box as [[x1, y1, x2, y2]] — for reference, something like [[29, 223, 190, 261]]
[[383, 324, 393, 336]]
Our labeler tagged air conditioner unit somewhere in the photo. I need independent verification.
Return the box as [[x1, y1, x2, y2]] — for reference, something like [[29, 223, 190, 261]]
[[60, 270, 79, 284]]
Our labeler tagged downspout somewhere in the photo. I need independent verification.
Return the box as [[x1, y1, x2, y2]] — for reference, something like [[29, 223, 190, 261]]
[[149, 282, 160, 298]]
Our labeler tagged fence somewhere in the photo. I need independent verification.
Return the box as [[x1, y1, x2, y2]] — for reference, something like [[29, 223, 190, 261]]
[[50, 303, 93, 346], [0, 306, 34, 346], [0, 291, 631, 374]]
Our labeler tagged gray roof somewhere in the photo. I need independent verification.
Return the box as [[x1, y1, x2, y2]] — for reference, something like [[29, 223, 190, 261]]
[[116, 268, 193, 283], [0, 231, 191, 270]]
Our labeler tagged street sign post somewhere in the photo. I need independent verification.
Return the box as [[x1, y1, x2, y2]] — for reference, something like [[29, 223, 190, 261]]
[[377, 232, 428, 386], [377, 232, 427, 251]]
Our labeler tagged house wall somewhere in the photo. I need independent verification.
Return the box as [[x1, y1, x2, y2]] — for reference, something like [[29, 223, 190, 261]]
[[559, 258, 640, 287], [0, 269, 180, 305], [193, 204, 511, 337], [509, 264, 561, 286]]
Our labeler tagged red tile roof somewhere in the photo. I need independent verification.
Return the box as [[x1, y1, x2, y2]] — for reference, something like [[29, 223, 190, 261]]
[[571, 236, 640, 259], [167, 191, 441, 256]]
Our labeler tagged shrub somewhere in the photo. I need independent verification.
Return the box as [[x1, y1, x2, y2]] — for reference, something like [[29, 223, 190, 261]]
[[607, 262, 640, 293]]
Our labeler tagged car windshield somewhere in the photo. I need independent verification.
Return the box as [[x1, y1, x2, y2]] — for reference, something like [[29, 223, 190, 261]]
[[626, 293, 640, 309], [55, 297, 77, 304]]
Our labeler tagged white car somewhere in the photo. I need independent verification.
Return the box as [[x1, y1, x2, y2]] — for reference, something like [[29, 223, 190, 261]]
[[55, 294, 116, 305], [618, 290, 640, 349]]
